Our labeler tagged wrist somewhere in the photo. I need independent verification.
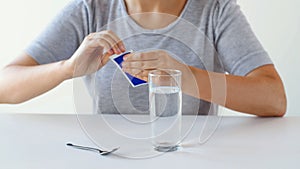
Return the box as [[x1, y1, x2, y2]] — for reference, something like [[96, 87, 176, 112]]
[[59, 60, 74, 80], [180, 65, 201, 98]]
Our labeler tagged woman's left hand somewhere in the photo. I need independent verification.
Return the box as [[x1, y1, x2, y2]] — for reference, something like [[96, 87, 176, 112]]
[[122, 50, 185, 81]]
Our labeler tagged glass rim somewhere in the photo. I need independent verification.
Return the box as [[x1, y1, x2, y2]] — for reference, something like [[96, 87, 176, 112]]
[[148, 69, 182, 77]]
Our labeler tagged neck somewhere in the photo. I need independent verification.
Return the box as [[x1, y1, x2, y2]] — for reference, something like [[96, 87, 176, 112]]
[[123, 0, 188, 30], [124, 0, 187, 16]]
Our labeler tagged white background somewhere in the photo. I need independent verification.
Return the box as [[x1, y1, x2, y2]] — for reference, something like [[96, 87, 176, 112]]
[[0, 0, 299, 115]]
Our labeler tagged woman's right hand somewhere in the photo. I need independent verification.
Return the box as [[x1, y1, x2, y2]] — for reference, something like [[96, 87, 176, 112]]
[[66, 30, 125, 78]]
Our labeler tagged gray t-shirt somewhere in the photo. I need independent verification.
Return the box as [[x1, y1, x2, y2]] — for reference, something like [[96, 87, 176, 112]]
[[26, 0, 272, 115]]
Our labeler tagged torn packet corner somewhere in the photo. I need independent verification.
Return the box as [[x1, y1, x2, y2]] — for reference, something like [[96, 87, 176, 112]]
[[110, 50, 147, 87]]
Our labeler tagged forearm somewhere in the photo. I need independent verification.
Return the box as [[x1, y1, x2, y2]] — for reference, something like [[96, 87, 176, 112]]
[[0, 60, 72, 104], [182, 65, 286, 116]]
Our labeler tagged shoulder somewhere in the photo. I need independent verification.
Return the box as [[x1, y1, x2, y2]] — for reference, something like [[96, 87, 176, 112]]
[[189, 0, 237, 9], [82, 0, 110, 6], [68, 0, 111, 11], [214, 0, 239, 13], [67, 0, 113, 21], [186, 0, 235, 14], [215, 0, 237, 4]]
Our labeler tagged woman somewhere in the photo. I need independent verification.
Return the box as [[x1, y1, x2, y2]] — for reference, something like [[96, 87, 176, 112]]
[[0, 0, 286, 116]]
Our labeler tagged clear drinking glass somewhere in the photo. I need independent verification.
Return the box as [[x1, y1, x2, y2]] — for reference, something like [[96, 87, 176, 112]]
[[149, 69, 182, 152]]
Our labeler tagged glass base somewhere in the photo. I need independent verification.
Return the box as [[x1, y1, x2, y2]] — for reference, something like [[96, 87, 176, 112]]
[[154, 145, 180, 152]]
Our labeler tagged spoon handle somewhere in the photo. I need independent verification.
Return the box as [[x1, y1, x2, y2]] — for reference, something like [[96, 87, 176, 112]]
[[66, 143, 102, 153]]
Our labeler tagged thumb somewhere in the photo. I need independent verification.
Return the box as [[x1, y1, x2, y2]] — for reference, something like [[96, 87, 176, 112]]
[[99, 52, 112, 68]]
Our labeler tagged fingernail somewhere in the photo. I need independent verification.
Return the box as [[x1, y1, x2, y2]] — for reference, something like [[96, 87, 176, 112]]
[[117, 49, 122, 54], [121, 45, 126, 52], [113, 48, 118, 54], [123, 55, 128, 61]]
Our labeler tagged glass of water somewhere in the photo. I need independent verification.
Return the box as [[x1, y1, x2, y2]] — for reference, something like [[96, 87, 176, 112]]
[[149, 69, 182, 152]]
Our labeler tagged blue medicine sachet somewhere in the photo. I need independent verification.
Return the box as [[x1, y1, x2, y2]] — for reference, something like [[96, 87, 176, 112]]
[[110, 50, 147, 87]]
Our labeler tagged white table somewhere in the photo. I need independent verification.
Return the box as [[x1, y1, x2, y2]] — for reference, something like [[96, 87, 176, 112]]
[[1, 114, 299, 169]]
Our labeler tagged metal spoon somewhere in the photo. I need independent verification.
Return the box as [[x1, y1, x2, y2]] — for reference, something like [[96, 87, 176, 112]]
[[66, 143, 119, 156]]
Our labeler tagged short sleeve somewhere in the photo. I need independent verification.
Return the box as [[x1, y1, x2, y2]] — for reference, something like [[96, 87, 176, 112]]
[[214, 0, 273, 76], [25, 0, 90, 64]]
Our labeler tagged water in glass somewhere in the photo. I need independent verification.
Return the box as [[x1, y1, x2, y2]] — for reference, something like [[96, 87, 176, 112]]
[[150, 86, 182, 152]]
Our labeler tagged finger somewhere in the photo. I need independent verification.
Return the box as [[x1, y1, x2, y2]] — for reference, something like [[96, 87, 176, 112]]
[[122, 60, 158, 69], [97, 39, 113, 54], [140, 69, 152, 77], [123, 68, 151, 81], [87, 34, 111, 53], [141, 70, 152, 80], [100, 52, 112, 66], [122, 61, 143, 69], [136, 74, 143, 80], [105, 30, 126, 52], [123, 52, 159, 61], [136, 70, 151, 81], [99, 34, 122, 54], [142, 76, 148, 82], [89, 32, 122, 54], [123, 68, 142, 77]]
